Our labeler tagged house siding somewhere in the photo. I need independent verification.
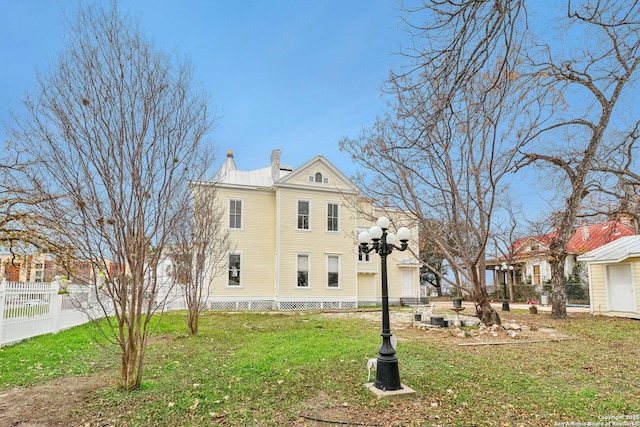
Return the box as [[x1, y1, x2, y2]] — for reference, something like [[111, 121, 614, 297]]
[[276, 187, 358, 299], [589, 264, 607, 314], [357, 273, 378, 304], [589, 257, 640, 319], [209, 187, 276, 298], [201, 152, 419, 309]]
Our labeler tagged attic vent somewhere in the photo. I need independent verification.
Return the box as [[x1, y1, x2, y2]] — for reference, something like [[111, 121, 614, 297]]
[[308, 172, 329, 184]]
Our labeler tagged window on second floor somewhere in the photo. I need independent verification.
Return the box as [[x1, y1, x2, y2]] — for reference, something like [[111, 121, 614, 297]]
[[298, 200, 310, 230], [229, 199, 243, 229], [327, 202, 339, 232]]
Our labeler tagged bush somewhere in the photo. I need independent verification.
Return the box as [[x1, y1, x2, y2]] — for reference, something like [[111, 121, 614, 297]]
[[512, 284, 540, 303]]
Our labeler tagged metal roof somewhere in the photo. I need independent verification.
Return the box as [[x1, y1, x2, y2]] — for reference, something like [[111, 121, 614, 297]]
[[216, 150, 292, 188], [576, 235, 640, 264], [218, 166, 289, 188]]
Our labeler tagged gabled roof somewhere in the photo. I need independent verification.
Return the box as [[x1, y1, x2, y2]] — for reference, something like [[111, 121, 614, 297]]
[[276, 155, 359, 194], [576, 235, 640, 264], [509, 221, 635, 258], [214, 150, 358, 195], [510, 236, 550, 258]]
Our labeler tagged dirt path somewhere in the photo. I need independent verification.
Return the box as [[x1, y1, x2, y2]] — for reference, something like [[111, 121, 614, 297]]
[[0, 375, 112, 427]]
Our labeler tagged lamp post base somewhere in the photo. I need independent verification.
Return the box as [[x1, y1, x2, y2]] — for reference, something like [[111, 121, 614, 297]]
[[502, 298, 510, 311], [365, 382, 416, 400], [374, 358, 402, 391]]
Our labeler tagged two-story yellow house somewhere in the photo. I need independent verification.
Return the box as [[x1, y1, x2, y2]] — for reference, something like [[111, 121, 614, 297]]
[[200, 149, 420, 310]]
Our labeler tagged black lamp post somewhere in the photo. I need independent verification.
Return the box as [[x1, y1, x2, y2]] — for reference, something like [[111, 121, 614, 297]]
[[358, 216, 411, 391], [495, 262, 510, 312]]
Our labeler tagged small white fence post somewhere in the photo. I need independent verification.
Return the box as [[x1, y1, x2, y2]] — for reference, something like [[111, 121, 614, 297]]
[[0, 278, 6, 344], [50, 277, 61, 334]]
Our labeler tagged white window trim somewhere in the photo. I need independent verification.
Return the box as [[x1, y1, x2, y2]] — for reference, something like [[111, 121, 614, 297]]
[[227, 251, 243, 288], [297, 199, 311, 231], [326, 201, 340, 233], [327, 254, 341, 289], [228, 198, 244, 230], [296, 253, 311, 288]]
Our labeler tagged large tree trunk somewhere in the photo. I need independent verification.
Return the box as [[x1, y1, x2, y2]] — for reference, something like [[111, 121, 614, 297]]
[[549, 254, 568, 319], [471, 286, 501, 326]]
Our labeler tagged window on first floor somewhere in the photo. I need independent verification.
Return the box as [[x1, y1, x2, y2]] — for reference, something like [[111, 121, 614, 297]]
[[297, 254, 309, 287], [327, 255, 340, 288], [532, 264, 541, 285], [228, 253, 241, 286]]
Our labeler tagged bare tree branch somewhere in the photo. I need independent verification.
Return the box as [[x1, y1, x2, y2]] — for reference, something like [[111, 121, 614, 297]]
[[6, 1, 216, 389]]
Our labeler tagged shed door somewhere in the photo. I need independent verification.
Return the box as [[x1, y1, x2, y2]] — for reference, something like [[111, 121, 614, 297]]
[[606, 264, 636, 312], [401, 269, 414, 298]]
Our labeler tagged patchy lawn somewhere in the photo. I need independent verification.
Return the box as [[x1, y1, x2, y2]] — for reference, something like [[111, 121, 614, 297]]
[[1, 308, 639, 426]]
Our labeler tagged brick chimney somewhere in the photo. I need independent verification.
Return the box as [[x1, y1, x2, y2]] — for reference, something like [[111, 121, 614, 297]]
[[581, 220, 590, 241], [271, 149, 281, 182]]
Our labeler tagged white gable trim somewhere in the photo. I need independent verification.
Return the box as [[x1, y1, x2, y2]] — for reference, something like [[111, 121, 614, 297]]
[[276, 155, 359, 194]]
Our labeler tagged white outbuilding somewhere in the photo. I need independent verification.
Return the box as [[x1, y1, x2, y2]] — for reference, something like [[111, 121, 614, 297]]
[[577, 235, 640, 319]]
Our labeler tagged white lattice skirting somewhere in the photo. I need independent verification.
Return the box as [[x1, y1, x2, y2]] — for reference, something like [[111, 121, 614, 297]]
[[208, 300, 276, 311], [277, 300, 357, 310], [205, 299, 366, 311]]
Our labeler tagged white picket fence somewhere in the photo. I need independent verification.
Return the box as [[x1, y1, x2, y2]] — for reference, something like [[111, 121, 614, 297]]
[[0, 279, 97, 347], [0, 279, 192, 347]]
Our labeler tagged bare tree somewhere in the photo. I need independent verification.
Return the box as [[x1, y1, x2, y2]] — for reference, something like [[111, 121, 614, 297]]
[[7, 2, 215, 389], [0, 152, 57, 256], [341, 1, 531, 325], [168, 182, 232, 336], [515, 1, 640, 318], [356, 0, 640, 321], [586, 126, 640, 232], [419, 222, 448, 297]]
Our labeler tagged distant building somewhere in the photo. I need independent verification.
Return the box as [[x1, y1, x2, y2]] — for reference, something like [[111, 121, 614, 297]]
[[489, 221, 636, 294], [0, 252, 110, 285], [192, 149, 420, 309]]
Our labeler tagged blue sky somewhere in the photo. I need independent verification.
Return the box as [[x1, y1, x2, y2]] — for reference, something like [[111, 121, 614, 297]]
[[0, 0, 411, 176], [0, 0, 571, 225]]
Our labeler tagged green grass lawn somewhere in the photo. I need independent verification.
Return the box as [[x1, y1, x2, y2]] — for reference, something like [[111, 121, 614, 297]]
[[1, 309, 639, 426]]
